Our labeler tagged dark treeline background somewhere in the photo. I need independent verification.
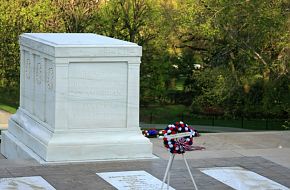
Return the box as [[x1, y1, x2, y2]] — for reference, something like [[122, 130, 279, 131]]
[[0, 0, 289, 122]]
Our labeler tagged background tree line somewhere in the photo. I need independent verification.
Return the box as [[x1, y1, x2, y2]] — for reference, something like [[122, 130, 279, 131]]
[[0, 0, 289, 121]]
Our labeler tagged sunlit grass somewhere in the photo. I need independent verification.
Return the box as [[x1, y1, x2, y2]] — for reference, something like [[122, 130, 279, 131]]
[[0, 104, 16, 113]]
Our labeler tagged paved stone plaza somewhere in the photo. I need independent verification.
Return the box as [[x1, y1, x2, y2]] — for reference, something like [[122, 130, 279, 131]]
[[0, 131, 290, 189]]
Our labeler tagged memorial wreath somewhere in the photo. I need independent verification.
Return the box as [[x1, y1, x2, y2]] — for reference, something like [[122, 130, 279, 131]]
[[163, 121, 196, 154]]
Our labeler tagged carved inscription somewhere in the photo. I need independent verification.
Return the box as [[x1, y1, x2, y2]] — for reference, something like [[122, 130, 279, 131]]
[[36, 61, 42, 84], [33, 55, 45, 121], [69, 81, 122, 97], [45, 59, 55, 126], [46, 67, 54, 90], [103, 47, 139, 56], [45, 58, 54, 90], [97, 171, 175, 190], [68, 62, 128, 129]]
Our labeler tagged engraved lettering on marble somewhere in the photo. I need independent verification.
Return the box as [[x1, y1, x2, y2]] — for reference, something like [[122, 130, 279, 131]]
[[97, 171, 175, 190], [47, 67, 54, 90], [69, 81, 122, 97], [68, 62, 128, 129], [36, 62, 42, 84]]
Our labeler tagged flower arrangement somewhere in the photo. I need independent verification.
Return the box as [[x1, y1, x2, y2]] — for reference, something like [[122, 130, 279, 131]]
[[142, 128, 158, 138], [163, 121, 197, 154], [142, 127, 200, 138]]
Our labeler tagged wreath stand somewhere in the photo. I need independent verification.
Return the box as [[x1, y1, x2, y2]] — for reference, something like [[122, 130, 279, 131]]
[[160, 153, 198, 190], [160, 123, 200, 190]]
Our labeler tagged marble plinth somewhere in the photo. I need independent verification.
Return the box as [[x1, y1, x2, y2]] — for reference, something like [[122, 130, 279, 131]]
[[1, 33, 153, 162]]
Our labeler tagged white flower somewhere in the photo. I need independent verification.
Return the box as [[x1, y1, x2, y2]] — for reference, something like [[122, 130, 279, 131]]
[[167, 130, 171, 133]]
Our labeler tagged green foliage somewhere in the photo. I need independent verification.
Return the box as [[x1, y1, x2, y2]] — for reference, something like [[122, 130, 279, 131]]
[[171, 0, 290, 118], [0, 0, 289, 122], [0, 87, 19, 111], [0, 0, 62, 90], [53, 0, 101, 33], [93, 0, 173, 105], [140, 105, 286, 130]]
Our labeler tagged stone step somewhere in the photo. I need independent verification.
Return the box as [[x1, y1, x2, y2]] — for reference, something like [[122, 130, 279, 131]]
[[0, 142, 40, 168], [0, 158, 40, 169]]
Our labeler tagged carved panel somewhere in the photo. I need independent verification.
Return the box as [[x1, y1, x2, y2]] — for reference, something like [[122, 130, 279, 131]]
[[23, 51, 34, 113], [34, 55, 45, 121], [25, 58, 31, 79], [45, 58, 55, 126], [35, 62, 42, 85], [46, 64, 54, 90], [68, 62, 128, 129]]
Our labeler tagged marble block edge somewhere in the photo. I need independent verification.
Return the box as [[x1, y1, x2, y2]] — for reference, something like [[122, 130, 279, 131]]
[[1, 131, 157, 164]]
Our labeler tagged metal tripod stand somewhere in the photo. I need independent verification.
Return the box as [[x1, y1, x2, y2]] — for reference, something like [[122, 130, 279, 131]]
[[160, 153, 198, 190]]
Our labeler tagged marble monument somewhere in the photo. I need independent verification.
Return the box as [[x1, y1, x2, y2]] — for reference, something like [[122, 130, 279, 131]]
[[1, 33, 153, 162]]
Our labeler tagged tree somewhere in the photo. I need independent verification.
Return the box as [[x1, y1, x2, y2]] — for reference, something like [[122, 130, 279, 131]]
[[0, 0, 62, 90], [209, 0, 289, 116], [53, 0, 102, 33], [94, 0, 172, 104], [165, 0, 289, 116]]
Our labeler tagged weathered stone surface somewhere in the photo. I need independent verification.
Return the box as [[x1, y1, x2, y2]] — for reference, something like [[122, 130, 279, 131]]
[[1, 33, 152, 162]]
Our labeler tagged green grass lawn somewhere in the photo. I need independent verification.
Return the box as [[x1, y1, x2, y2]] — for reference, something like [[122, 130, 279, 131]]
[[140, 105, 286, 130], [0, 88, 18, 113], [0, 104, 16, 113], [0, 91, 286, 131]]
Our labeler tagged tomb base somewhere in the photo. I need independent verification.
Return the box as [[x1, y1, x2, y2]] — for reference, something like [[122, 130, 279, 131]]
[[1, 33, 154, 163], [1, 110, 154, 163]]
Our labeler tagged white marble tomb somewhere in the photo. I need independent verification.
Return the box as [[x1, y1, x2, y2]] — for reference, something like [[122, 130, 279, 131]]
[[1, 33, 153, 162]]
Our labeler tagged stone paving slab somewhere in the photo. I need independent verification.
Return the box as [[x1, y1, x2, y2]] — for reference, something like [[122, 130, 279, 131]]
[[151, 131, 290, 169], [0, 156, 289, 190], [0, 110, 11, 130], [1, 130, 290, 189]]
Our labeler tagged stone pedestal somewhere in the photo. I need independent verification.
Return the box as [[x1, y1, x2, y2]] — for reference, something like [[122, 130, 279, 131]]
[[1, 33, 153, 162]]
